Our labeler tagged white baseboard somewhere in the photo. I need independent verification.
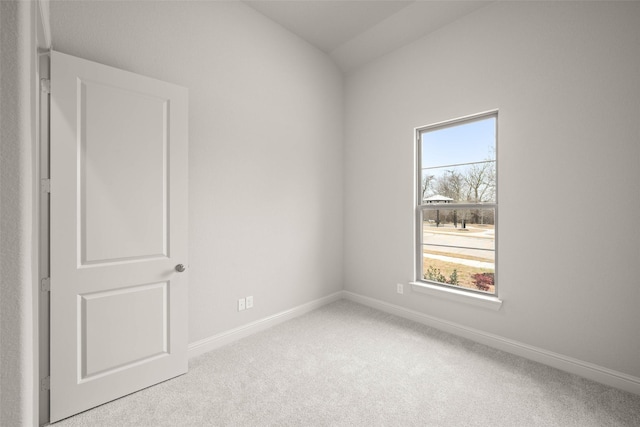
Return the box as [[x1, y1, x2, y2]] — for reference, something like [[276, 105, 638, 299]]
[[188, 291, 343, 359], [343, 291, 640, 396]]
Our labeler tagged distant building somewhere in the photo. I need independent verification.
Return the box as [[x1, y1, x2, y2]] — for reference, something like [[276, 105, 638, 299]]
[[423, 195, 453, 204]]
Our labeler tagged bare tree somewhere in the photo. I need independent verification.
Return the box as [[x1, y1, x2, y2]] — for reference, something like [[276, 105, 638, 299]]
[[434, 170, 465, 227], [463, 160, 495, 224], [421, 173, 435, 202], [464, 162, 494, 203], [435, 170, 464, 201]]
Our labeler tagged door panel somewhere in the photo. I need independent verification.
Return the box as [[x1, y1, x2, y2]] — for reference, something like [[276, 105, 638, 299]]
[[80, 79, 169, 264], [50, 51, 188, 423], [80, 281, 168, 379]]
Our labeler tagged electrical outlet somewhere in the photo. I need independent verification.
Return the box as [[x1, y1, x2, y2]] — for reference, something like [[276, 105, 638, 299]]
[[246, 296, 253, 309], [238, 298, 246, 311], [397, 283, 404, 294]]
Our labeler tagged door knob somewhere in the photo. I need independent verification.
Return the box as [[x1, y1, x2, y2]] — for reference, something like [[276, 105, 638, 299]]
[[175, 264, 186, 272]]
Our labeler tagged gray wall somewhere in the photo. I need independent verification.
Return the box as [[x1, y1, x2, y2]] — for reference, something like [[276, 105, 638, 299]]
[[0, 1, 37, 425], [344, 1, 640, 378], [50, 0, 344, 343]]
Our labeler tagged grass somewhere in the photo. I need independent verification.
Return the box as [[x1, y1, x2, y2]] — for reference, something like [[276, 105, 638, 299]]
[[422, 253, 495, 294]]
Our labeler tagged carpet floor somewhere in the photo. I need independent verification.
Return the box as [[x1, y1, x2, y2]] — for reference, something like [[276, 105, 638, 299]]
[[53, 299, 640, 426]]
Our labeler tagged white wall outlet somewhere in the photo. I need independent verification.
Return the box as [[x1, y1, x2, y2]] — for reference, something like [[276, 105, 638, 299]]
[[246, 295, 253, 309], [238, 298, 246, 311], [397, 283, 404, 294]]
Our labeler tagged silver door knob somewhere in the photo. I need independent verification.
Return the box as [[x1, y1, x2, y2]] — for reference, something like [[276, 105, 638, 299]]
[[175, 264, 186, 272]]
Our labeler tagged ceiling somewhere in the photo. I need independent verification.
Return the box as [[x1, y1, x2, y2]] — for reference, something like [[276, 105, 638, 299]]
[[244, 1, 493, 72]]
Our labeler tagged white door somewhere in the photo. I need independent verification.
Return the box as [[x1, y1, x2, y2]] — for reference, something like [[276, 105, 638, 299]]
[[49, 51, 188, 423]]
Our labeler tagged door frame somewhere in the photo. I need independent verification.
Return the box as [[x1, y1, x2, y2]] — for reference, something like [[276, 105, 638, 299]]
[[37, 48, 51, 426], [36, 3, 52, 426]]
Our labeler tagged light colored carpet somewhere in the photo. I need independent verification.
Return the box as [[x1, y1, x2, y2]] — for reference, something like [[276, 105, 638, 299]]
[[54, 299, 640, 426]]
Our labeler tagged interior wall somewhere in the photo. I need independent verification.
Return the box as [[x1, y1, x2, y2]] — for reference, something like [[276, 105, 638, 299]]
[[344, 1, 640, 378], [0, 1, 37, 425], [50, 1, 344, 343]]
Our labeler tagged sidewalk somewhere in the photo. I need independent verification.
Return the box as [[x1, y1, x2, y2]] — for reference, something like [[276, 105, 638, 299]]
[[423, 253, 494, 269]]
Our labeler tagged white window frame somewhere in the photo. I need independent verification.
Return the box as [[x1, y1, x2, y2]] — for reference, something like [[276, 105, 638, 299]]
[[413, 110, 501, 308]]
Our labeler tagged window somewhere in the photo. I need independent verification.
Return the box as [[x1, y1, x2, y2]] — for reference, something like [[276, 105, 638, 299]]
[[416, 112, 497, 295]]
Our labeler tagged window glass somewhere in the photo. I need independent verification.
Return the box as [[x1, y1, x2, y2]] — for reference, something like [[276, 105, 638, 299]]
[[421, 208, 495, 293], [418, 113, 497, 294]]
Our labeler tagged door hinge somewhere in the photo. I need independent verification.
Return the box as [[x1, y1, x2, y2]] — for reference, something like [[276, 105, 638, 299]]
[[40, 78, 51, 94], [40, 277, 50, 292], [41, 178, 51, 194], [40, 376, 50, 391]]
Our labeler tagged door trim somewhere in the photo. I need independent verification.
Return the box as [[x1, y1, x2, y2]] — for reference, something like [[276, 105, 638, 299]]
[[37, 49, 51, 426], [35, 2, 52, 425]]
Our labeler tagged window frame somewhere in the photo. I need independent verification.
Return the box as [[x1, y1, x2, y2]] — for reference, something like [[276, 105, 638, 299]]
[[415, 110, 498, 297]]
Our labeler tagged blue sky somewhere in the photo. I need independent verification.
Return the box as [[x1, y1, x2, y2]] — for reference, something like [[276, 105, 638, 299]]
[[421, 116, 496, 169]]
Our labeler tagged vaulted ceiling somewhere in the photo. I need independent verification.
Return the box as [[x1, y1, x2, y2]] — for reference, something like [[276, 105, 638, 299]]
[[244, 1, 493, 71]]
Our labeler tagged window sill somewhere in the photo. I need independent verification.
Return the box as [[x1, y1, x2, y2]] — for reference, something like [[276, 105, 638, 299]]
[[410, 282, 503, 311]]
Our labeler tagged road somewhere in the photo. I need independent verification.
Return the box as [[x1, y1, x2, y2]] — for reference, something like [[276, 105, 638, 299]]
[[422, 226, 494, 262]]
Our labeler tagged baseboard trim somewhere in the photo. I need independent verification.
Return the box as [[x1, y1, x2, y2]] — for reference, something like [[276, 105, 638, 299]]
[[188, 291, 344, 359], [343, 291, 640, 396]]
